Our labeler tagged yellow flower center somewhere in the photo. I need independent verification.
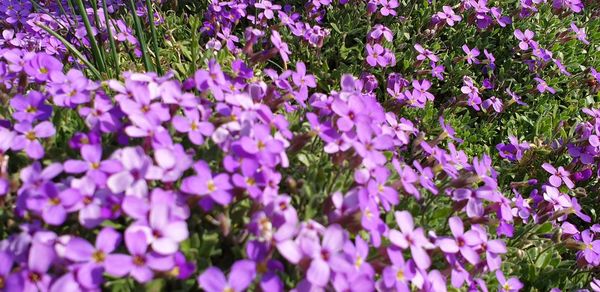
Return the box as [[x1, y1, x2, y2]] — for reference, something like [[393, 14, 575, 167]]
[[355, 256, 363, 268], [25, 131, 36, 141], [49, 197, 61, 206], [396, 270, 404, 281], [26, 106, 37, 113], [207, 180, 216, 192], [92, 250, 106, 263]]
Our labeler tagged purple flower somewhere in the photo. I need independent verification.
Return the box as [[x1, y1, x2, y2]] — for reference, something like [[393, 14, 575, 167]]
[[570, 22, 589, 45], [482, 96, 503, 113], [366, 44, 386, 67], [414, 44, 439, 62], [292, 62, 317, 101], [473, 224, 507, 270], [26, 184, 80, 225], [379, 0, 398, 16], [23, 53, 62, 82], [389, 211, 433, 269], [542, 163, 574, 188], [436, 6, 462, 26], [437, 217, 482, 265], [128, 203, 189, 255], [271, 31, 291, 63], [64, 228, 121, 288], [10, 91, 52, 122], [430, 62, 444, 80], [64, 144, 121, 185], [364, 166, 399, 210], [12, 121, 56, 159], [497, 271, 523, 292], [255, 0, 281, 19], [579, 230, 600, 265], [300, 224, 350, 287], [543, 186, 572, 211], [534, 77, 556, 94], [172, 109, 214, 145], [369, 24, 393, 42], [514, 29, 534, 50], [382, 247, 415, 291], [462, 44, 480, 64], [198, 260, 256, 292], [21, 235, 56, 291], [104, 229, 174, 283], [181, 160, 233, 206]]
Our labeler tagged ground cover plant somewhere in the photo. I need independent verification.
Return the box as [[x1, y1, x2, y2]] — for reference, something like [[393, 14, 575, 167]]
[[0, 0, 599, 290]]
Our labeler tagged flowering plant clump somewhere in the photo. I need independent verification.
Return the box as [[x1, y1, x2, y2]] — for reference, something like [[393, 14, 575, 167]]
[[0, 0, 599, 291]]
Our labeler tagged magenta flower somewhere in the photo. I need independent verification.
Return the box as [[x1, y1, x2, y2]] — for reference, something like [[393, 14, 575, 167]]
[[198, 260, 256, 292], [542, 163, 574, 188], [579, 230, 600, 265], [389, 211, 434, 269]]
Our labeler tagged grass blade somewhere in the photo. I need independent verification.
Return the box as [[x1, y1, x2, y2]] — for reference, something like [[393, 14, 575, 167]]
[[73, 0, 107, 73], [36, 22, 102, 80], [127, 0, 154, 72], [145, 0, 163, 75], [102, 0, 121, 78]]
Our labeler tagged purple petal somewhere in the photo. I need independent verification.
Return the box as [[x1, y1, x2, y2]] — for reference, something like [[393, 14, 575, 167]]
[[307, 259, 330, 287], [104, 254, 132, 277], [65, 238, 94, 262], [96, 227, 121, 253], [198, 267, 227, 292], [229, 260, 256, 291]]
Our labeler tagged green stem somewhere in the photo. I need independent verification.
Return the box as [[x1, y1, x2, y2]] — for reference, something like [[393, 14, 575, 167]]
[[102, 0, 120, 78], [36, 23, 102, 79], [145, 0, 163, 75], [128, 0, 154, 72], [73, 0, 107, 73]]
